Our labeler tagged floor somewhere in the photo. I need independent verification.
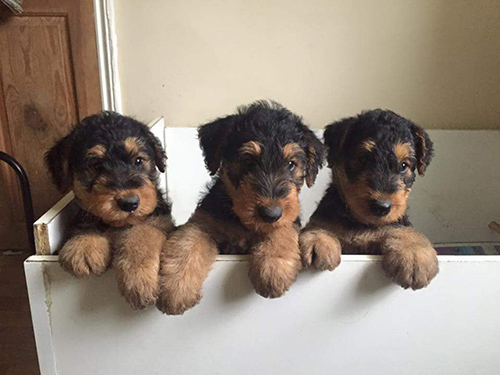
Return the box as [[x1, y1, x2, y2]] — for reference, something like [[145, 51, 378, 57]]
[[0, 250, 40, 375]]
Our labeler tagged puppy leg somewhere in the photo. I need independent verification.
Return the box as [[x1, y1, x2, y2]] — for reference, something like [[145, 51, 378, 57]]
[[381, 226, 439, 290], [249, 226, 302, 298], [59, 232, 112, 278], [157, 223, 218, 315], [299, 221, 342, 271], [114, 222, 167, 309]]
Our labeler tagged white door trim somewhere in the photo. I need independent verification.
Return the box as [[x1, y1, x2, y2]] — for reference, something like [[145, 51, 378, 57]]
[[93, 0, 122, 113]]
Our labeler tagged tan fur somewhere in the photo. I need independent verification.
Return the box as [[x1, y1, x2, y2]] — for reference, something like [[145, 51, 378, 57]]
[[304, 218, 389, 254], [239, 141, 262, 157], [306, 145, 317, 187], [124, 137, 145, 155], [301, 219, 438, 290], [114, 218, 168, 309], [360, 139, 376, 153], [157, 206, 302, 313], [191, 211, 253, 254], [59, 232, 112, 278], [86, 144, 107, 158], [157, 221, 219, 315], [282, 143, 303, 159], [299, 229, 341, 271], [73, 178, 158, 227], [394, 142, 412, 163], [221, 170, 300, 233], [381, 226, 439, 290], [333, 165, 410, 226], [248, 225, 301, 298], [414, 129, 428, 175]]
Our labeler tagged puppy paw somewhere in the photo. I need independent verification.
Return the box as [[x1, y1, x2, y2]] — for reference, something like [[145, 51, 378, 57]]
[[156, 288, 202, 316], [59, 234, 111, 278], [248, 253, 301, 299], [156, 225, 218, 315], [299, 230, 341, 271], [382, 229, 439, 290], [117, 269, 160, 310], [115, 225, 166, 309]]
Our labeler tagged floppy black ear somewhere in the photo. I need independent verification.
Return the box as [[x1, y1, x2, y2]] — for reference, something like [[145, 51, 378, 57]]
[[146, 131, 167, 173], [198, 115, 235, 175], [323, 119, 352, 167], [410, 123, 434, 176], [300, 127, 325, 188], [45, 133, 74, 192]]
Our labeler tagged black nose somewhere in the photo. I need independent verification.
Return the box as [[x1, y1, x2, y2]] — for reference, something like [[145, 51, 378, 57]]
[[369, 199, 392, 217], [257, 206, 283, 223], [117, 195, 140, 213]]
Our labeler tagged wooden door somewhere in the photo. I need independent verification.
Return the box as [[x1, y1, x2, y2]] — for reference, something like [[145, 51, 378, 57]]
[[0, 0, 101, 250]]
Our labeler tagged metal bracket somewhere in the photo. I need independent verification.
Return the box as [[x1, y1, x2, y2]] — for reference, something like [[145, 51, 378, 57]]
[[0, 151, 35, 254]]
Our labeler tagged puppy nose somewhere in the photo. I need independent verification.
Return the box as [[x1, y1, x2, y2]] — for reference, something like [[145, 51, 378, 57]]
[[117, 195, 140, 213], [258, 206, 283, 223], [369, 199, 392, 217]]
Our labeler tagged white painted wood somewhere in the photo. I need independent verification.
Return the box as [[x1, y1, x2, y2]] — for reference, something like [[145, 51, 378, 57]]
[[166, 128, 500, 243], [33, 192, 78, 255], [24, 260, 58, 375], [165, 128, 209, 224], [26, 127, 500, 374], [149, 117, 167, 194], [25, 254, 500, 375]]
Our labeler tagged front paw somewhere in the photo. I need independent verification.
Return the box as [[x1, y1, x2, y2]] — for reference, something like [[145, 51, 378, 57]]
[[299, 230, 341, 271], [156, 225, 217, 315], [117, 269, 160, 310], [382, 231, 439, 290], [59, 234, 111, 278], [115, 225, 165, 309], [157, 287, 202, 316], [248, 253, 301, 299]]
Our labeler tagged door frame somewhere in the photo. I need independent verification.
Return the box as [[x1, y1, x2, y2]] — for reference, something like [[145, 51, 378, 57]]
[[93, 0, 121, 113]]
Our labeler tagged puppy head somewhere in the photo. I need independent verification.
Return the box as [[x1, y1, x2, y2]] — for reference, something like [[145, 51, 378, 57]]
[[199, 100, 324, 233], [45, 111, 166, 227], [324, 109, 434, 226]]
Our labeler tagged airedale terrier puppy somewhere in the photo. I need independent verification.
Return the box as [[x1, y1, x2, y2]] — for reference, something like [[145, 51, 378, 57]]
[[46, 112, 174, 309], [300, 109, 438, 290], [156, 101, 324, 315]]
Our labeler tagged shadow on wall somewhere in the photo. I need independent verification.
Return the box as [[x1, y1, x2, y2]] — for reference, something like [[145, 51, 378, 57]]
[[422, 0, 500, 129]]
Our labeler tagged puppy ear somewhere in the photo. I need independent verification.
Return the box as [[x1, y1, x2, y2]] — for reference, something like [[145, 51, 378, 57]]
[[146, 132, 167, 173], [301, 128, 325, 188], [198, 115, 235, 175], [45, 133, 74, 192], [323, 119, 352, 167], [410, 123, 434, 176]]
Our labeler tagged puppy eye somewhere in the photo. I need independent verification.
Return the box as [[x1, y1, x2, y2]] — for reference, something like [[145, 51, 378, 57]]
[[287, 161, 296, 172], [134, 157, 144, 166], [88, 159, 103, 172], [400, 162, 409, 172]]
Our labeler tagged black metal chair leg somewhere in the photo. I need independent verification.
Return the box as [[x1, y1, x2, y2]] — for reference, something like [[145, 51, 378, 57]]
[[0, 151, 36, 254]]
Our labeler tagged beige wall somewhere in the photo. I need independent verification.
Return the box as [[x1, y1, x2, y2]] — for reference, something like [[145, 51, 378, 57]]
[[115, 0, 500, 129]]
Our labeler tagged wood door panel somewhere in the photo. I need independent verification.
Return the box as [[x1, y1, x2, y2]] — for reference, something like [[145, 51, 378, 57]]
[[0, 0, 101, 250], [21, 0, 102, 118], [0, 16, 78, 218]]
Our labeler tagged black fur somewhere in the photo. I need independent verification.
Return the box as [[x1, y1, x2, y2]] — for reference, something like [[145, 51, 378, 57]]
[[313, 109, 433, 228], [45, 111, 171, 229], [197, 100, 323, 251], [199, 100, 324, 191]]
